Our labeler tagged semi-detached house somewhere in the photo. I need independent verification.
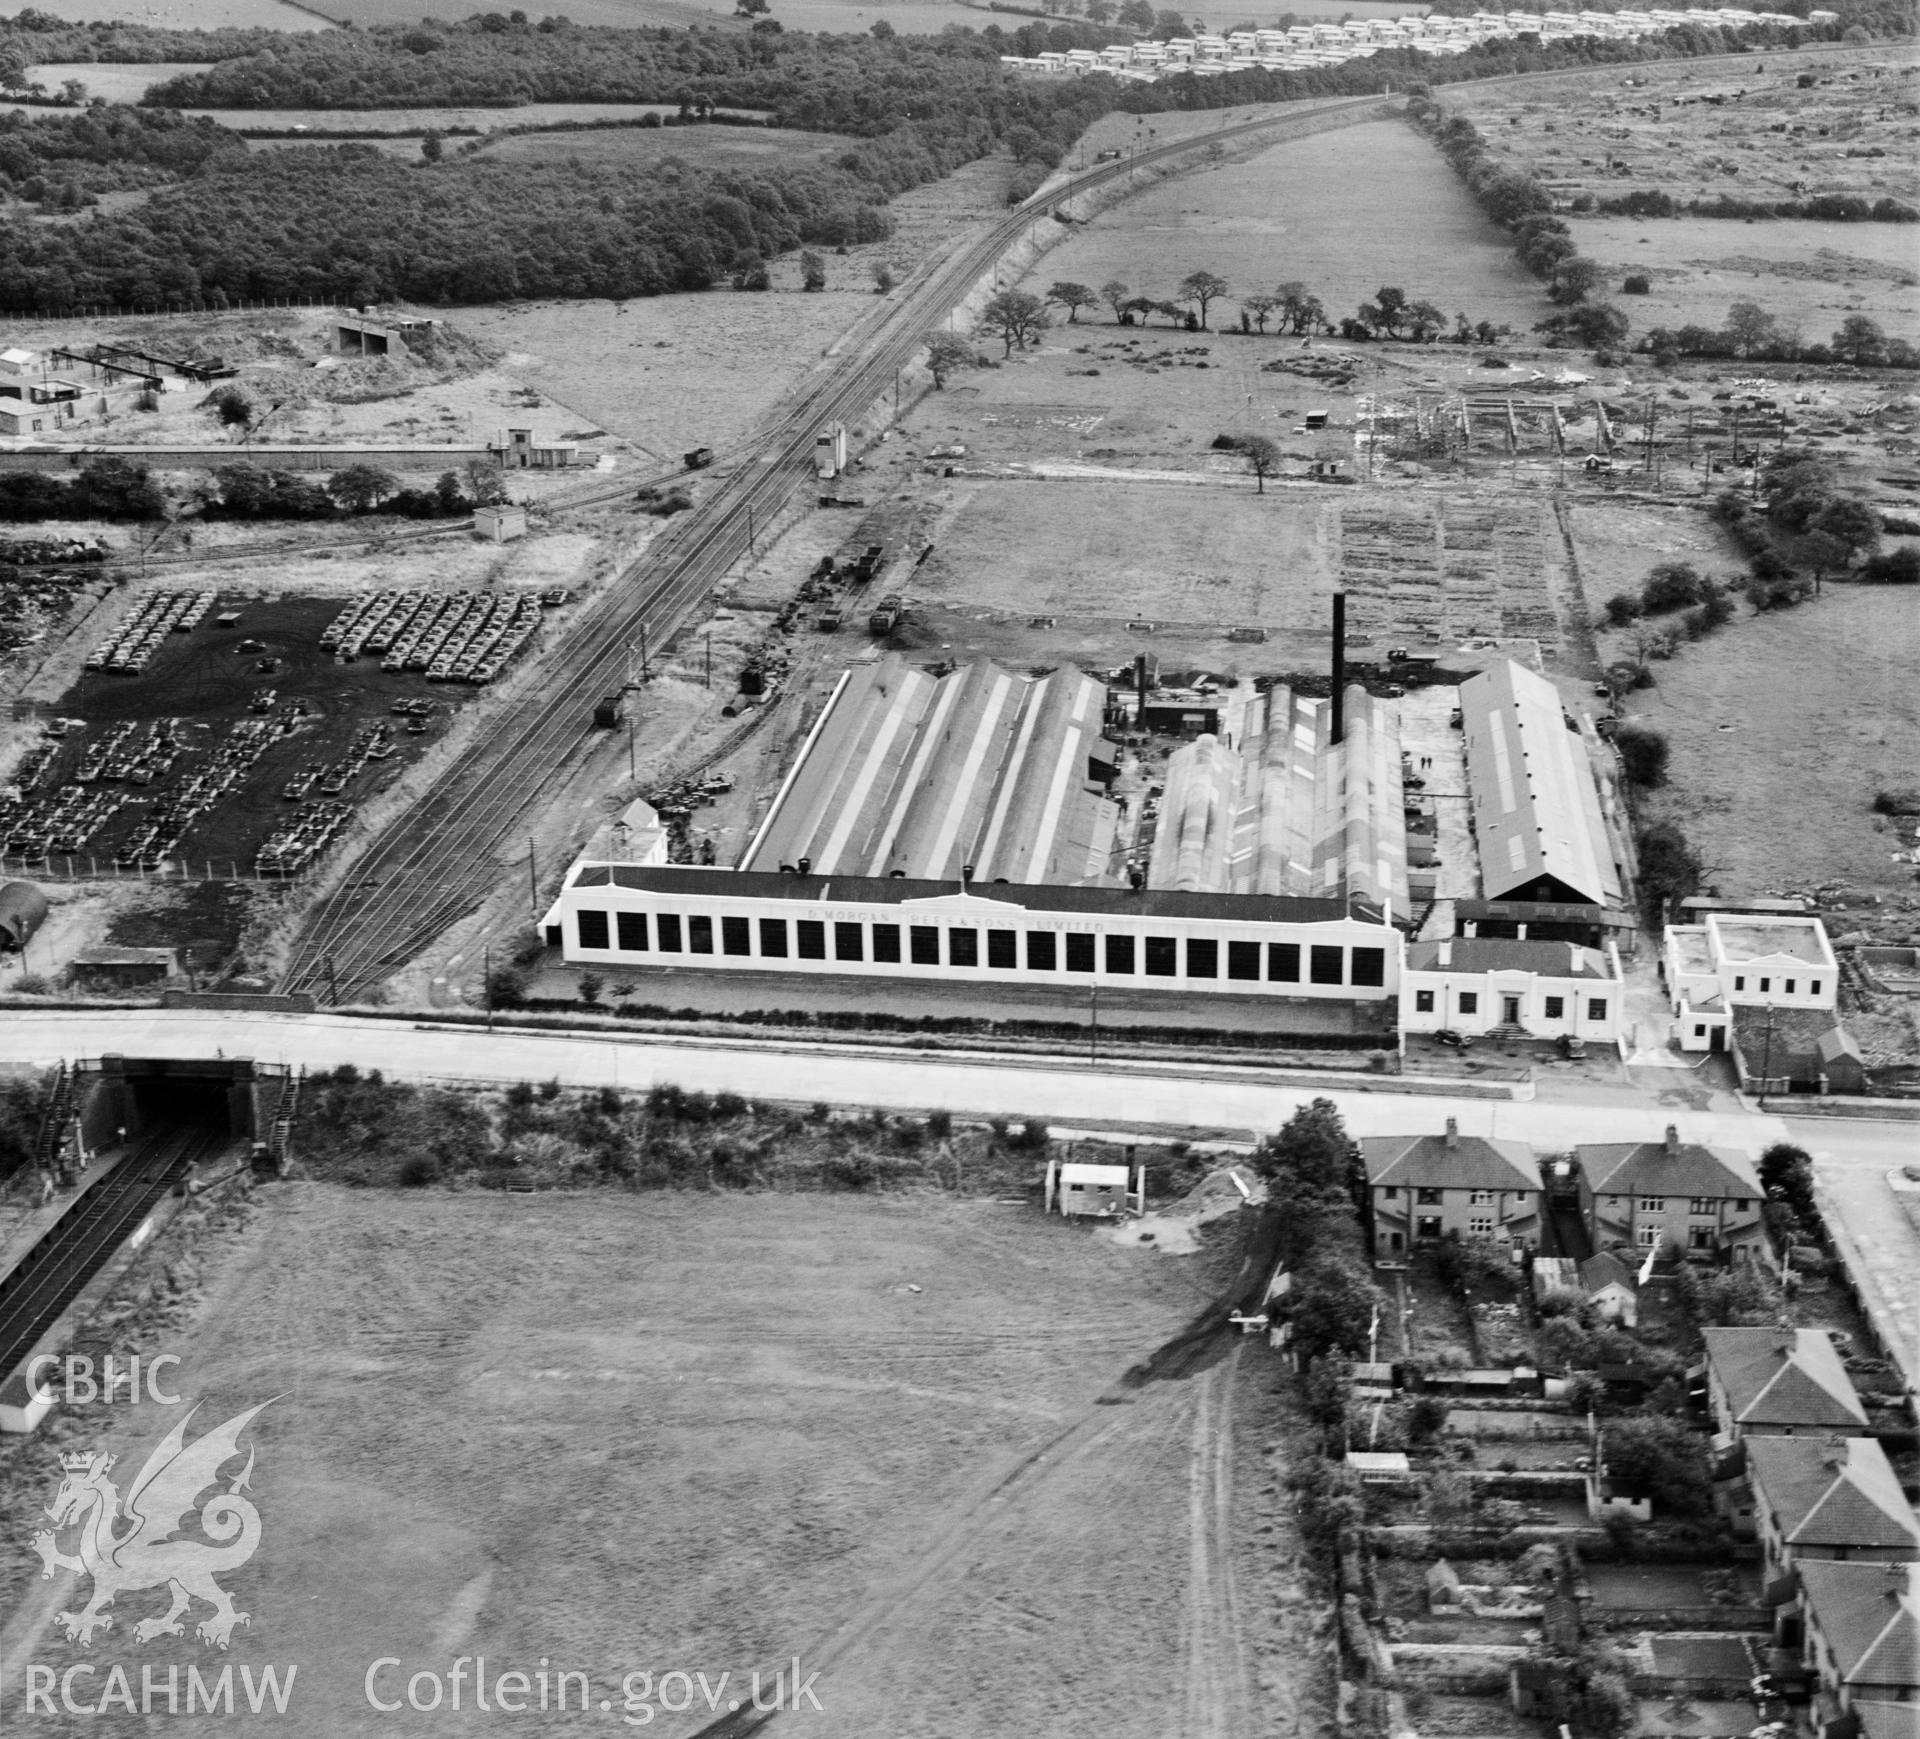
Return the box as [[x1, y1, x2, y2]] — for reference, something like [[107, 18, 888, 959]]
[[1789, 1562, 1920, 1737], [1575, 1125, 1766, 1264], [1737, 1435, 1920, 1582], [1360, 1118, 1541, 1261]]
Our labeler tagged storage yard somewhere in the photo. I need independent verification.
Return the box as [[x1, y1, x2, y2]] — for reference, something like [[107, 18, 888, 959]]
[[1, 590, 544, 876]]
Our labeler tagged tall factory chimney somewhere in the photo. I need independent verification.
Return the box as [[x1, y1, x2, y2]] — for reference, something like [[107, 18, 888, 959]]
[[1330, 591, 1347, 745]]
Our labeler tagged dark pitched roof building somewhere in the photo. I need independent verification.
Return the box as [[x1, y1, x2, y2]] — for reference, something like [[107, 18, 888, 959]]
[[1798, 1562, 1920, 1703], [1746, 1436, 1920, 1561], [1360, 1119, 1540, 1194], [1701, 1328, 1869, 1434], [1577, 1125, 1762, 1202]]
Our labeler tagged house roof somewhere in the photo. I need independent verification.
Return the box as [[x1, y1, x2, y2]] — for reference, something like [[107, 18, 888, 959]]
[[1745, 1436, 1920, 1552], [1360, 1121, 1539, 1193], [1797, 1563, 1920, 1690], [1579, 1251, 1638, 1295], [1578, 1125, 1761, 1202], [1407, 938, 1615, 981], [1854, 1703, 1920, 1739], [1457, 659, 1618, 908], [1700, 1327, 1868, 1429]]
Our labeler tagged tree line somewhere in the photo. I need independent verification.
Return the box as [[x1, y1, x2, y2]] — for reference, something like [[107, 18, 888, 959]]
[[0, 10, 1903, 316]]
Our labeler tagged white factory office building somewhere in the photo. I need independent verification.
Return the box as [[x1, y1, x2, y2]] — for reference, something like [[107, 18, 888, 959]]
[[1400, 937, 1625, 1045], [1662, 912, 1838, 1052], [540, 653, 1626, 1046]]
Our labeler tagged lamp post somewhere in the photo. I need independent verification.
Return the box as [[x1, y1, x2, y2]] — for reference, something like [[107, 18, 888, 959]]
[[1089, 984, 1099, 1065]]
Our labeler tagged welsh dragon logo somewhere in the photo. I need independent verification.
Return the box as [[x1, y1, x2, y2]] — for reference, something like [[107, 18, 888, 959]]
[[31, 1400, 273, 1650]]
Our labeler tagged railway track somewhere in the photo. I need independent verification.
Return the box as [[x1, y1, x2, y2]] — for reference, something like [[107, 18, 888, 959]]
[[0, 1127, 213, 1384], [278, 94, 1390, 998], [276, 45, 1829, 1000]]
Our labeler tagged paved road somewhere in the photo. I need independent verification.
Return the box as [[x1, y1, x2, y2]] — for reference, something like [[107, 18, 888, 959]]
[[3, 1009, 1797, 1153], [1790, 1115, 1920, 1394]]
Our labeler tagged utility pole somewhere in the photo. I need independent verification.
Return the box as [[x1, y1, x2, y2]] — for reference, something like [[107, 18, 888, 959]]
[[704, 630, 712, 689], [627, 710, 635, 783], [1089, 985, 1099, 1064], [528, 835, 538, 921], [483, 940, 493, 1032], [326, 953, 338, 1006]]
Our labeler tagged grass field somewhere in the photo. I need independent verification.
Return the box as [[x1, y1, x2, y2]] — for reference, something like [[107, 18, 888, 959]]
[[476, 121, 841, 171], [302, 0, 979, 32], [4, 1184, 1249, 1736], [25, 61, 215, 101], [1031, 119, 1550, 339], [1579, 218, 1920, 346], [3, 0, 325, 25], [1616, 583, 1920, 922]]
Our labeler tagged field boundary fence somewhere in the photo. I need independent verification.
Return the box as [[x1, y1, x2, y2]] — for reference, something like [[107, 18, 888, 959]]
[[0, 855, 297, 885], [9, 296, 355, 325]]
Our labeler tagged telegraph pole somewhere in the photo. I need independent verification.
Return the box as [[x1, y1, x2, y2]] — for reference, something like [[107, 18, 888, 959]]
[[528, 836, 538, 921]]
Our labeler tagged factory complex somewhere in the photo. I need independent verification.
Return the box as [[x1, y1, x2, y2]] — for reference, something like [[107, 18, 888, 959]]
[[541, 621, 1654, 1045]]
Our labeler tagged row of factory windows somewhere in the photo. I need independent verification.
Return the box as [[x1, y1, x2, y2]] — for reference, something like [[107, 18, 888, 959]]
[[572, 908, 1389, 986], [1412, 987, 1609, 1021]]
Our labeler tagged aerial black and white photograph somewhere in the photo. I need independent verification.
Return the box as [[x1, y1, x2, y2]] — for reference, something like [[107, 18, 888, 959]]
[[0, 0, 1914, 1728]]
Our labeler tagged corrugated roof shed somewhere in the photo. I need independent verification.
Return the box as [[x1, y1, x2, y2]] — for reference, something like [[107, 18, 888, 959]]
[[1148, 682, 1408, 920], [1458, 659, 1618, 907], [740, 654, 1119, 886]]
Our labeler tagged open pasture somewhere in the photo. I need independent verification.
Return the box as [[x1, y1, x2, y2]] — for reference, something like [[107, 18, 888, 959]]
[[1618, 582, 1920, 916], [1578, 219, 1920, 345], [25, 61, 216, 102], [176, 100, 737, 132], [3, 0, 324, 25], [1, 1184, 1229, 1737], [301, 0, 977, 33], [1028, 119, 1550, 339], [475, 119, 843, 171]]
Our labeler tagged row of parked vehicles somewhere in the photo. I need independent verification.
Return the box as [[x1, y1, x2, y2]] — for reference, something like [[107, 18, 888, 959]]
[[255, 800, 352, 877], [84, 590, 217, 675], [321, 587, 545, 684], [1, 707, 307, 869], [280, 721, 396, 802]]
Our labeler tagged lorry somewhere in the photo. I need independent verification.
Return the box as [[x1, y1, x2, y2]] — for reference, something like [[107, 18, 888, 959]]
[[682, 446, 715, 471], [813, 423, 849, 480]]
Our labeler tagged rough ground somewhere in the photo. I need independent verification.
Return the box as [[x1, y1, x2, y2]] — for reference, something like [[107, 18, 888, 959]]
[[1621, 582, 1920, 935], [0, 1184, 1316, 1738]]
